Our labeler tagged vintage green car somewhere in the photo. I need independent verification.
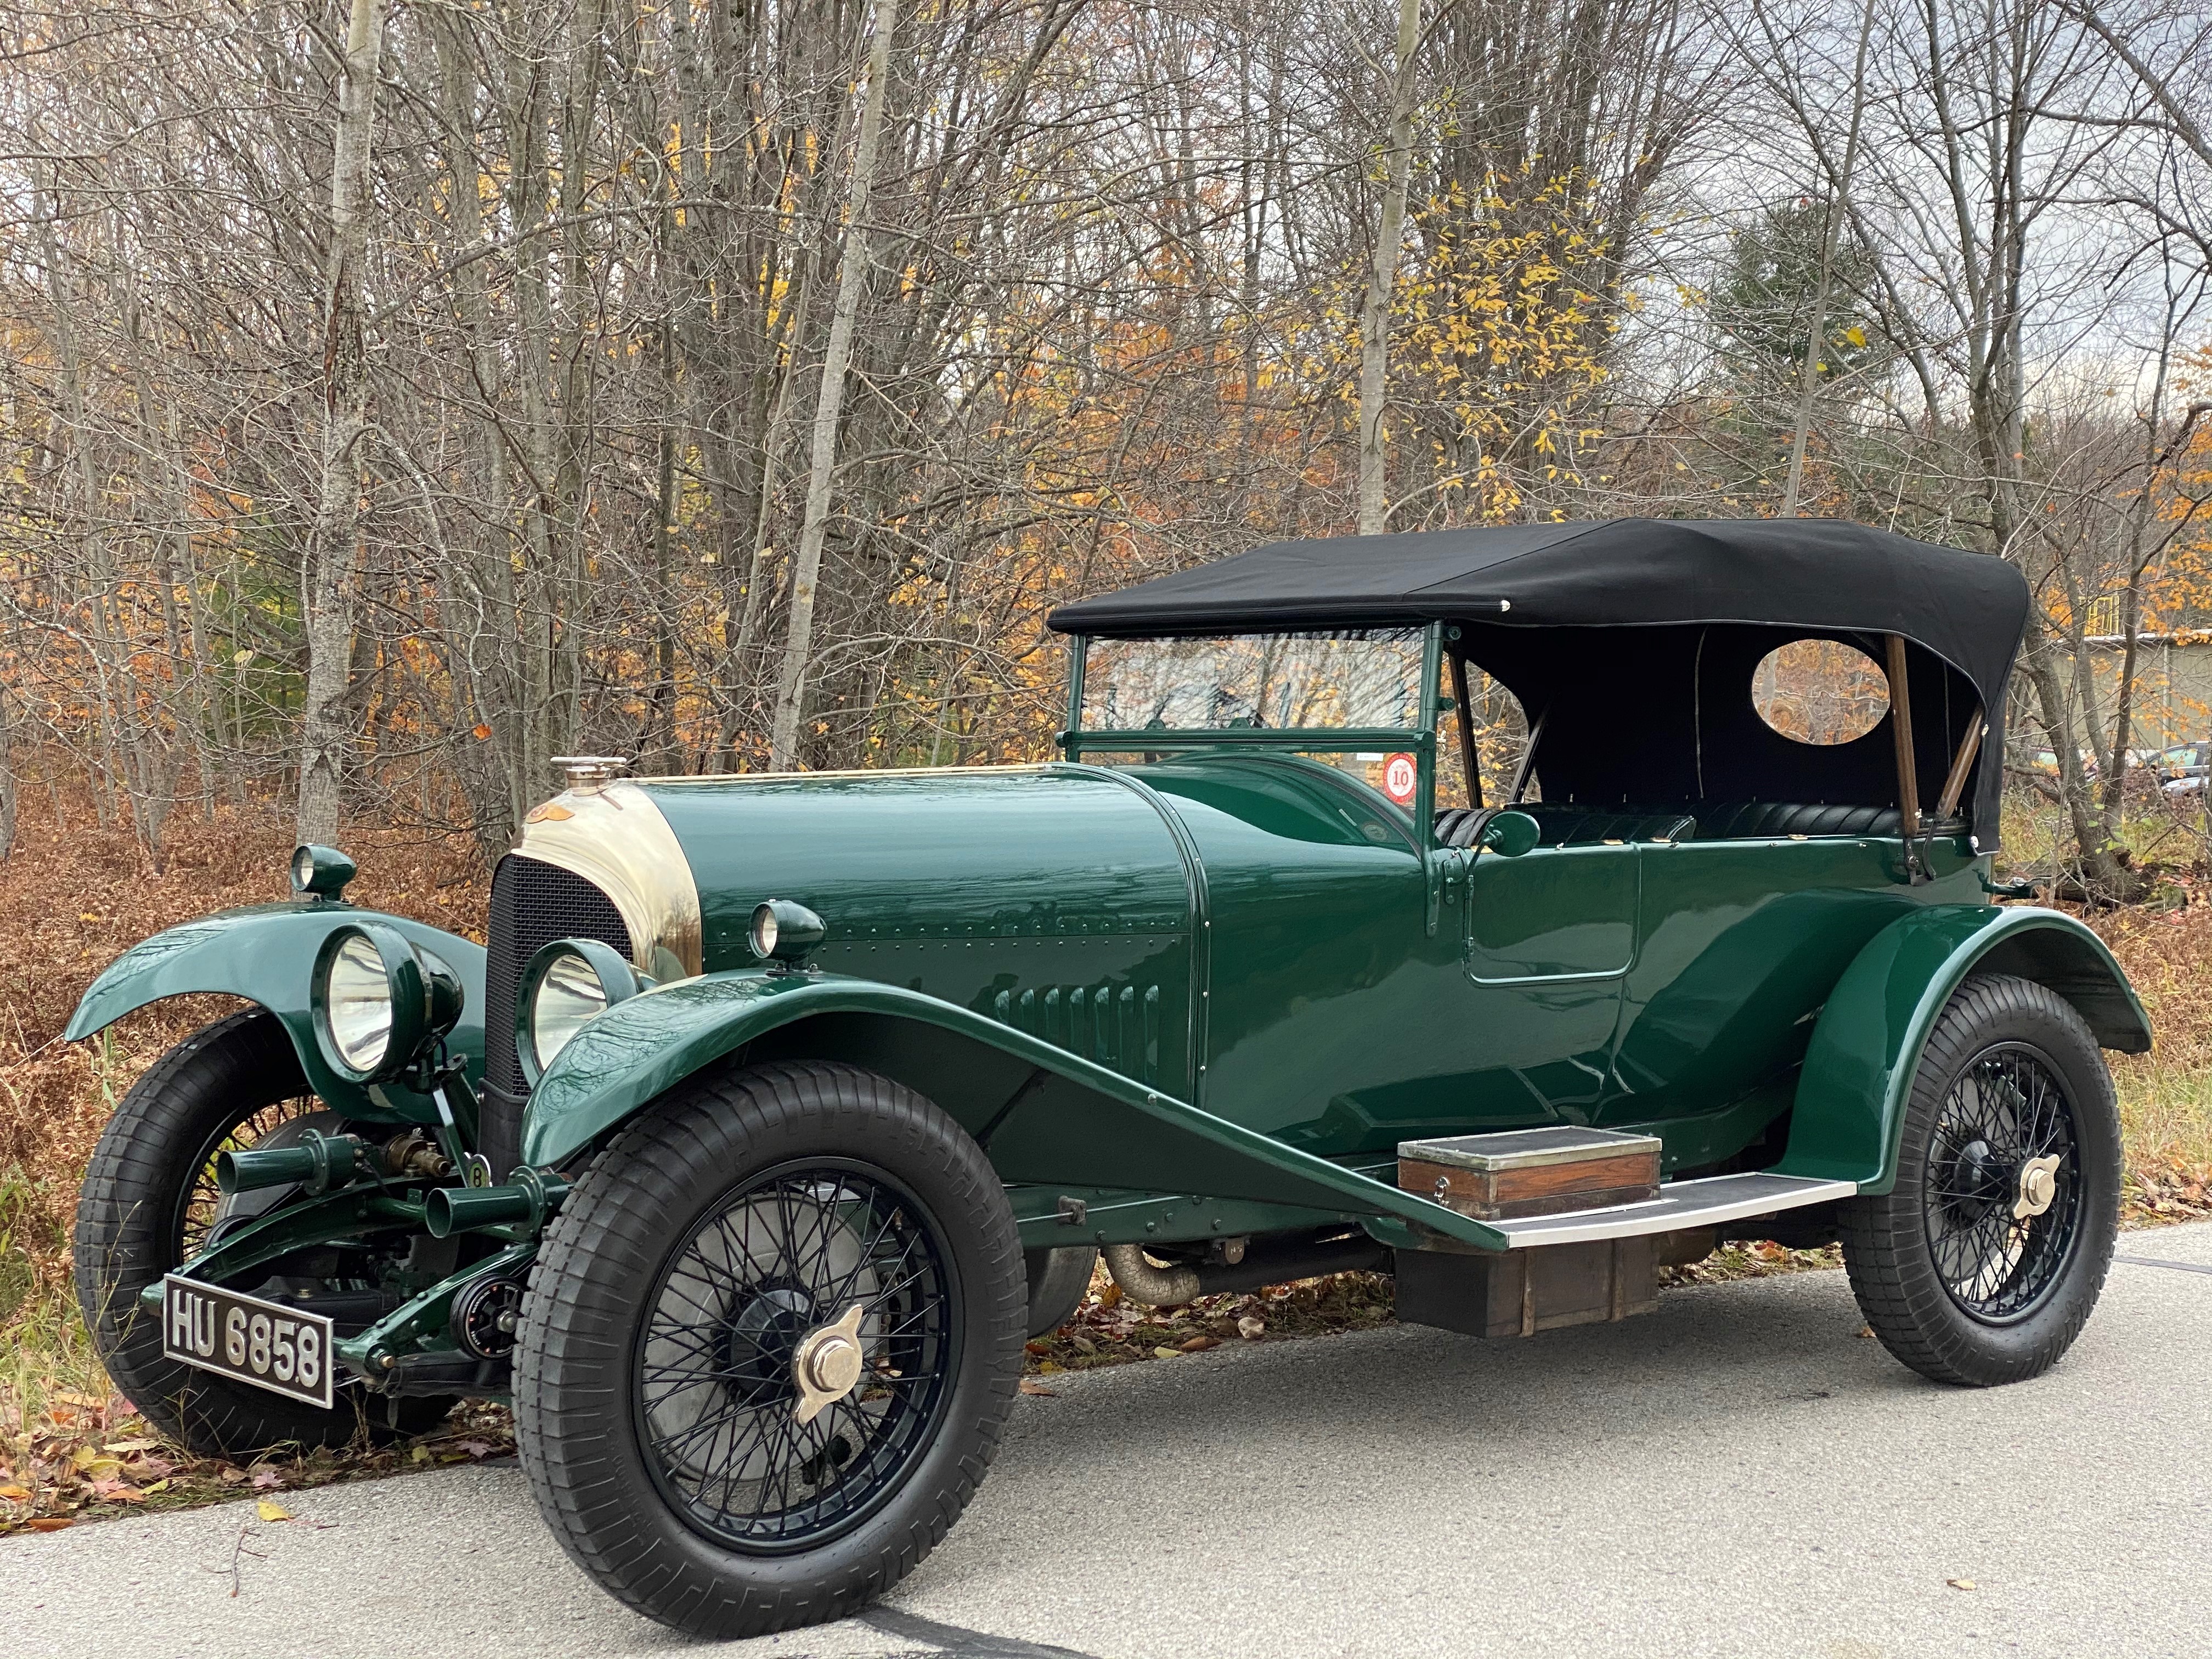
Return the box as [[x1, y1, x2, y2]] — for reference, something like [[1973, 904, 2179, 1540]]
[[71, 519, 2146, 1636]]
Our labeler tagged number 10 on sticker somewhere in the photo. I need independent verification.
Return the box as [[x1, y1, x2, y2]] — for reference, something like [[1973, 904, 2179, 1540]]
[[1383, 753, 1418, 806]]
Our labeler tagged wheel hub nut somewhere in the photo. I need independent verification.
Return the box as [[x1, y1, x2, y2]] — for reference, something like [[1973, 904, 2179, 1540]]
[[792, 1303, 867, 1425], [2013, 1154, 2062, 1220]]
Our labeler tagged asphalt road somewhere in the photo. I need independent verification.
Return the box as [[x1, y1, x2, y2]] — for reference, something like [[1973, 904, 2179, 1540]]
[[9, 1221, 2210, 1659]]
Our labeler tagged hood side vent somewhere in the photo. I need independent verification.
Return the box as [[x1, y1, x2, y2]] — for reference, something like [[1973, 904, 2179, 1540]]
[[991, 982, 1161, 1084]]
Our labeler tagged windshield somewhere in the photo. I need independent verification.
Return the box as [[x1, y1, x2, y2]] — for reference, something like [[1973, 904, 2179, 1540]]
[[1079, 630, 1427, 732]]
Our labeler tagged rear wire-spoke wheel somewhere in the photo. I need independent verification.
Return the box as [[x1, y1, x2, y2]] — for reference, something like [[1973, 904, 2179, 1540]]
[[516, 1061, 1024, 1638], [1924, 1046, 2080, 1319], [1841, 975, 2120, 1387]]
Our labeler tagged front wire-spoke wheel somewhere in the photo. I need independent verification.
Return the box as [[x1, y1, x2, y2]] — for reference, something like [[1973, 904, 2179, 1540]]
[[179, 1093, 325, 1257], [638, 1161, 958, 1550], [516, 1061, 1024, 1638], [1841, 974, 2120, 1386]]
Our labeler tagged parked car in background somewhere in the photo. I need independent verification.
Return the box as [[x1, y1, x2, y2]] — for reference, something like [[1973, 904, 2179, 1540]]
[[2154, 741, 2211, 797]]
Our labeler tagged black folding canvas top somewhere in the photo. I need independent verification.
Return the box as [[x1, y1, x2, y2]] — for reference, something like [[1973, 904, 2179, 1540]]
[[1049, 518, 2030, 845]]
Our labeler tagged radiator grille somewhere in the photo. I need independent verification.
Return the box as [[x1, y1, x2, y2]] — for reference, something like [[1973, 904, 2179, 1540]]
[[481, 854, 632, 1177]]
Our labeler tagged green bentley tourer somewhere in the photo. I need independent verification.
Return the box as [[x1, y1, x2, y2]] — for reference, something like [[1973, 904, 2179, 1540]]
[[70, 518, 2143, 1635]]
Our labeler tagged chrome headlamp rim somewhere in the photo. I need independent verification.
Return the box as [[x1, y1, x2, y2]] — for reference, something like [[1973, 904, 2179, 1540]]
[[517, 936, 650, 1087], [311, 920, 461, 1085]]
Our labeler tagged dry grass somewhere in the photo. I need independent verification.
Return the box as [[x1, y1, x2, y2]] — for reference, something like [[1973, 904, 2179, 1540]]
[[2092, 904, 2212, 1222], [2, 782, 2209, 1534]]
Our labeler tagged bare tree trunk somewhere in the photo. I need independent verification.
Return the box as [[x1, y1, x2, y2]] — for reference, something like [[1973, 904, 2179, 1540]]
[[296, 0, 386, 846], [1779, 0, 1874, 518], [769, 0, 899, 769], [1356, 0, 1423, 537], [0, 678, 14, 861], [433, 4, 524, 845]]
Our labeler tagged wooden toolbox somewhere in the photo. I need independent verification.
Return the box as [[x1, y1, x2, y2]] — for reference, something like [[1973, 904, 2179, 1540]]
[[1397, 1126, 1661, 1221]]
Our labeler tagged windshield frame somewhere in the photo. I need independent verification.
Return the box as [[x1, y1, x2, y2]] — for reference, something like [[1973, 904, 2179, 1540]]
[[1059, 623, 1447, 843], [1061, 624, 1445, 757]]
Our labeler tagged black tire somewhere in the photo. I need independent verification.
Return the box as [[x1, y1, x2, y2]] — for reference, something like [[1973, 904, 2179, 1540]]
[[74, 1009, 452, 1455], [514, 1060, 1025, 1638], [1023, 1246, 1097, 1338], [1839, 974, 2121, 1387]]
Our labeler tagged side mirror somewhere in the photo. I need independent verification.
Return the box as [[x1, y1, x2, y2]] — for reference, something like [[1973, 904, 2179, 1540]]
[[1477, 810, 1541, 858]]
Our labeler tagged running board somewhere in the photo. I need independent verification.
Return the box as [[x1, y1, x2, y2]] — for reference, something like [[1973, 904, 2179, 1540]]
[[1485, 1172, 1857, 1249]]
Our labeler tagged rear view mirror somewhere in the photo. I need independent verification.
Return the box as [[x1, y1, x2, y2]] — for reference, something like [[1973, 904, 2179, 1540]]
[[1478, 810, 1541, 858]]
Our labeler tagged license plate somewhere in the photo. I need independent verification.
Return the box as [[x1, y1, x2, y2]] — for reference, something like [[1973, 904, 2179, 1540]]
[[162, 1276, 335, 1410]]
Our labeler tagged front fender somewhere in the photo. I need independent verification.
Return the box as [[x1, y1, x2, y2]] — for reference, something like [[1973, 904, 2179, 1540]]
[[66, 903, 487, 1122], [1781, 905, 2149, 1194], [519, 968, 1513, 1249]]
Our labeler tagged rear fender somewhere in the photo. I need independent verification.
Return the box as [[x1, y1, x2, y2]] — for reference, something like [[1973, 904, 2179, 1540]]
[[1780, 905, 2149, 1194], [65, 904, 487, 1125], [518, 968, 1511, 1249]]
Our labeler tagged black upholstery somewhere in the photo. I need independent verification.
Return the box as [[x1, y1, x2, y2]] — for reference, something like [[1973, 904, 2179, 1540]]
[[1434, 808, 1487, 848], [1523, 804, 1700, 844], [1432, 808, 1487, 847], [1436, 799, 1900, 847], [1689, 800, 1902, 838], [1435, 804, 1695, 848]]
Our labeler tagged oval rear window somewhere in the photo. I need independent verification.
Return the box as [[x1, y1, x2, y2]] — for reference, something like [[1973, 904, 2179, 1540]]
[[1752, 640, 1889, 746]]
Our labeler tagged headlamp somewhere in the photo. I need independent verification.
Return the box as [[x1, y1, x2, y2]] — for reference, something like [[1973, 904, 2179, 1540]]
[[310, 921, 464, 1085], [518, 937, 650, 1084], [290, 843, 357, 900], [749, 899, 826, 971]]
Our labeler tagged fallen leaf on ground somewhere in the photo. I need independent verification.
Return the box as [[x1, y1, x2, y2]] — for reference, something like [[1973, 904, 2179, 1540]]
[[1947, 1578, 1978, 1592], [0, 1485, 30, 1502], [90, 1480, 145, 1503], [250, 1470, 285, 1490], [1178, 1336, 1216, 1352], [256, 1500, 292, 1522], [1856, 1324, 1875, 1339], [1035, 1358, 1063, 1373], [1237, 1316, 1265, 1340], [26, 1518, 72, 1532], [1017, 1378, 1056, 1397], [1152, 1346, 1180, 1359]]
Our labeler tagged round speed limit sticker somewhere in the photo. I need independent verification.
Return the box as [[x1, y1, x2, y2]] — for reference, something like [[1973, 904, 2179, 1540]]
[[1382, 753, 1418, 805]]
